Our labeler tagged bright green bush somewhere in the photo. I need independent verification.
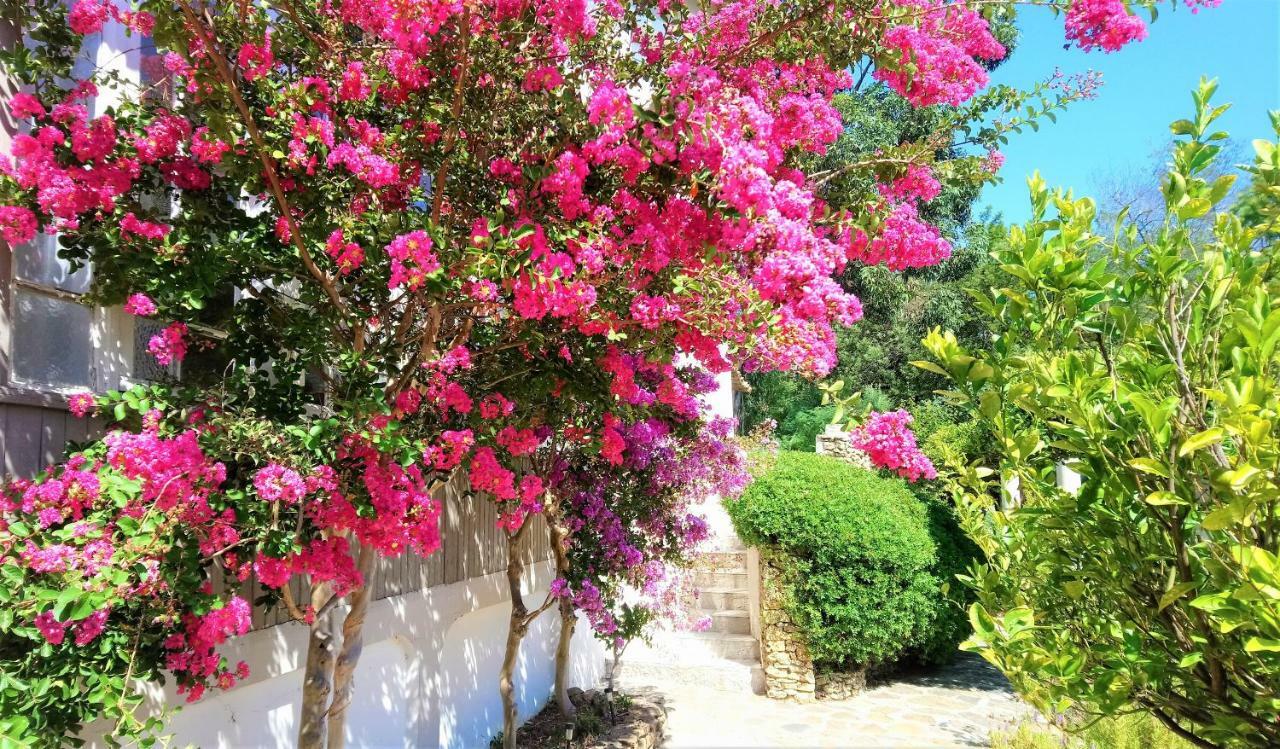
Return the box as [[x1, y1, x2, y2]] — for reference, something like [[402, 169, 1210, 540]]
[[776, 405, 835, 452], [727, 451, 974, 670], [910, 398, 994, 466], [925, 84, 1280, 747]]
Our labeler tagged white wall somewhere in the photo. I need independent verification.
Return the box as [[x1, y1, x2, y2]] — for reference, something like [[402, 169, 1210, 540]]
[[90, 561, 605, 749], [691, 368, 741, 549]]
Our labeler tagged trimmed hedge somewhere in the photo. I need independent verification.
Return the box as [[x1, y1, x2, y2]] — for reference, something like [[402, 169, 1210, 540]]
[[727, 450, 975, 670]]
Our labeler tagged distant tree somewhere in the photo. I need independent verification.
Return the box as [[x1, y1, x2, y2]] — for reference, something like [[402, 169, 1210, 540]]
[[1093, 138, 1250, 242]]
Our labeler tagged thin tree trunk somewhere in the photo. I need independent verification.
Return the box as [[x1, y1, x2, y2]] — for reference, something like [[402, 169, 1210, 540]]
[[500, 537, 528, 749], [554, 597, 577, 718], [326, 545, 377, 749], [545, 496, 577, 718], [298, 582, 337, 749]]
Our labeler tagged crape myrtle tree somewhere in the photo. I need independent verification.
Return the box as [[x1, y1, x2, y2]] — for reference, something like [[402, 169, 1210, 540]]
[[0, 0, 1213, 746]]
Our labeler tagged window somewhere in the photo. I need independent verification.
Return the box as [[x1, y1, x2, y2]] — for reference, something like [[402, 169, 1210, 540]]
[[10, 234, 95, 390]]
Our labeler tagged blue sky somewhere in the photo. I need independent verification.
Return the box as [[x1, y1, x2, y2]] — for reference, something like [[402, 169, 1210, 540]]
[[979, 1, 1280, 224]]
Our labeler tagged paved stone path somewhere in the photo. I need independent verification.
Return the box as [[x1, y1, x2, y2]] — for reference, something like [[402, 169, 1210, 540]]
[[641, 653, 1036, 748]]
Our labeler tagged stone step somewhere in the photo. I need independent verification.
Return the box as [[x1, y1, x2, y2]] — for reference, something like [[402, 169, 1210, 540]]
[[613, 655, 765, 695], [698, 550, 749, 571], [692, 587, 750, 612], [707, 610, 751, 635], [629, 630, 760, 662], [694, 570, 749, 590]]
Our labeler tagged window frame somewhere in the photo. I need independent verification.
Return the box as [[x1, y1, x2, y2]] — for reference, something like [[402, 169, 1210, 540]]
[[0, 20, 142, 407]]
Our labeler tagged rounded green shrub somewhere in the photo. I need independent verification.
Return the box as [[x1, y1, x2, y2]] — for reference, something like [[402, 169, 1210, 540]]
[[727, 450, 974, 670]]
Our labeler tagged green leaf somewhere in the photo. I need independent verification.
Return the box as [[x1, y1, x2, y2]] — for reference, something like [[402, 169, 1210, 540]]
[[1201, 506, 1237, 531], [1244, 637, 1280, 653], [1158, 582, 1197, 612], [1219, 464, 1260, 489], [53, 588, 80, 621], [1178, 428, 1224, 457], [967, 361, 995, 382], [969, 603, 997, 638], [909, 360, 948, 376], [1178, 652, 1204, 668], [1145, 491, 1187, 507], [1128, 458, 1169, 478]]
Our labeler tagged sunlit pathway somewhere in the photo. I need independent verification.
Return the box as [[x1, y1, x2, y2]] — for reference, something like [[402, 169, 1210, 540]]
[[638, 653, 1036, 748]]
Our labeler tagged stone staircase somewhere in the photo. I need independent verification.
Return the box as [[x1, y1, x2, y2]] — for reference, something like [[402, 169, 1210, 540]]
[[614, 549, 765, 694]]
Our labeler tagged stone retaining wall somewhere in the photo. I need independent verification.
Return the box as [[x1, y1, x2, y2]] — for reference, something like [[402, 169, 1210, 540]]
[[815, 423, 872, 469], [758, 547, 816, 702], [582, 691, 667, 749], [757, 546, 869, 703], [815, 669, 867, 700]]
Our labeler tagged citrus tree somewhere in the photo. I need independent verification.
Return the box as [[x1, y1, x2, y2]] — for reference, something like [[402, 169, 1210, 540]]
[[923, 81, 1280, 748]]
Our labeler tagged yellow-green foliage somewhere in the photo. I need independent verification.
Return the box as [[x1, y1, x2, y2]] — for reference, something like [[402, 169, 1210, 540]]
[[990, 713, 1194, 749]]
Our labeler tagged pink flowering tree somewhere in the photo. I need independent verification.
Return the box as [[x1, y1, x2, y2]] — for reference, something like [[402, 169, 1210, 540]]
[[0, 0, 1210, 745]]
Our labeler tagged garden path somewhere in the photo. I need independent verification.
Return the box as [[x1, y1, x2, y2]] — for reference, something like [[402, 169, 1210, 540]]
[[639, 653, 1036, 748]]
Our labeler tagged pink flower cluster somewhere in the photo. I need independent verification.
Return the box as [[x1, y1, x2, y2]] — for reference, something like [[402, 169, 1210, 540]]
[[551, 578, 616, 635], [148, 321, 189, 366], [851, 202, 952, 271], [880, 164, 942, 204], [1, 426, 253, 699], [120, 212, 170, 241], [166, 597, 252, 701], [253, 463, 307, 504], [1064, 0, 1148, 52], [124, 292, 157, 316], [68, 0, 154, 36], [848, 410, 937, 483], [326, 229, 366, 276], [385, 230, 439, 290], [67, 392, 96, 418], [0, 205, 38, 246], [874, 0, 1006, 107]]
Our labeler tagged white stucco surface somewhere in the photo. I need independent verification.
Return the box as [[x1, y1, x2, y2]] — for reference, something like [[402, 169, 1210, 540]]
[[88, 561, 605, 748]]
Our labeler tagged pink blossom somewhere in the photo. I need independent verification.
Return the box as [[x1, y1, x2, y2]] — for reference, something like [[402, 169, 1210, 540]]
[[851, 202, 952, 271], [1064, 0, 1148, 52], [879, 164, 941, 204], [339, 62, 372, 101], [147, 321, 189, 366], [191, 127, 231, 164], [70, 115, 116, 162], [120, 212, 170, 241], [73, 609, 109, 646], [873, 2, 1004, 107], [469, 447, 517, 501], [67, 392, 96, 418], [522, 65, 564, 92], [253, 463, 307, 504], [237, 35, 275, 82], [385, 230, 439, 290], [124, 293, 157, 316], [68, 0, 111, 35], [983, 149, 1005, 175], [8, 93, 46, 120], [34, 610, 67, 645], [326, 229, 365, 275], [0, 206, 38, 246], [849, 410, 936, 482]]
